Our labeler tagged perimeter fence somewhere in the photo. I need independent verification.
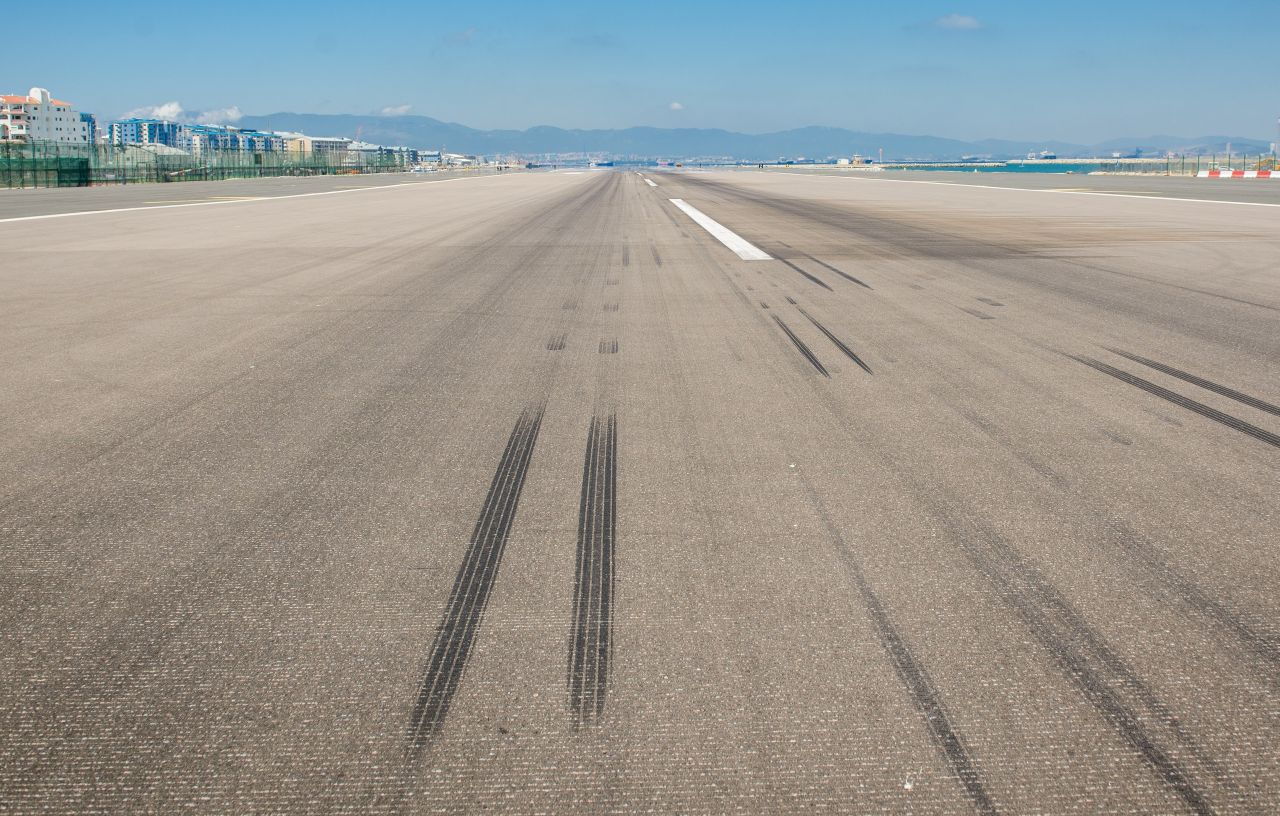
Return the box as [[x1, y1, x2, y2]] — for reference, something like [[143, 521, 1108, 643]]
[[1, 141, 416, 189], [1099, 154, 1278, 175]]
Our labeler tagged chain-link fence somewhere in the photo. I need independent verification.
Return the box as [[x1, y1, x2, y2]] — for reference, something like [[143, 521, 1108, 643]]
[[771, 155, 1280, 176], [1098, 155, 1278, 175], [1, 140, 418, 189]]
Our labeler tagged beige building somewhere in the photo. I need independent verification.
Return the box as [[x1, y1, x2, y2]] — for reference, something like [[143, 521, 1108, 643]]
[[283, 134, 352, 155]]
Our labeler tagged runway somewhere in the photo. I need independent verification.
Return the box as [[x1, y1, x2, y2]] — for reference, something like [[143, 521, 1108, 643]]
[[0, 169, 508, 220], [1, 168, 1277, 813], [758, 166, 1280, 205]]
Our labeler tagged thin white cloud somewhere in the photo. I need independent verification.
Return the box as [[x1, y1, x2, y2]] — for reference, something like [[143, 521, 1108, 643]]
[[120, 102, 245, 125], [196, 105, 243, 125], [123, 101, 185, 121], [934, 13, 982, 30], [669, 101, 684, 111], [379, 104, 412, 116], [446, 27, 476, 45], [432, 26, 478, 56]]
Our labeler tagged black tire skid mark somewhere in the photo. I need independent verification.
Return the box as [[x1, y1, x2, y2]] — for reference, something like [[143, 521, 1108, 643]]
[[799, 419, 1228, 812], [974, 366, 1279, 681], [799, 477, 1000, 815], [664, 175, 1228, 810], [861, 573, 999, 814], [1099, 519, 1280, 681], [953, 522, 1221, 815], [705, 171, 1280, 315], [1075, 356, 1280, 449], [796, 307, 873, 374], [778, 258, 833, 291], [802, 253, 874, 289], [568, 415, 618, 725], [771, 315, 829, 377], [408, 404, 545, 748], [1104, 348, 1280, 418]]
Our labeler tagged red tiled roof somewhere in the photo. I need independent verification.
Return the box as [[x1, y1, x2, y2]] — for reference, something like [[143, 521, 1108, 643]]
[[1, 95, 74, 106]]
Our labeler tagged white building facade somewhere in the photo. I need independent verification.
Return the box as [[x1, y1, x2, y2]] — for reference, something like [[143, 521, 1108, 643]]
[[0, 88, 92, 143]]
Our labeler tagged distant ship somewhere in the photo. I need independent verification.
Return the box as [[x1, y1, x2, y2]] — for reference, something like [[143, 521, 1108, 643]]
[[1028, 150, 1058, 160]]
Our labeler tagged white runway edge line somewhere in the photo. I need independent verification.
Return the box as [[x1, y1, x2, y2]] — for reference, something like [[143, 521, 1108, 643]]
[[669, 198, 771, 261], [644, 178, 658, 187], [772, 171, 1280, 209], [0, 173, 519, 224]]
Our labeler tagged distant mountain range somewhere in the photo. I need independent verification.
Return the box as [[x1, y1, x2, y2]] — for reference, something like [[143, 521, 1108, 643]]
[[238, 112, 1271, 161]]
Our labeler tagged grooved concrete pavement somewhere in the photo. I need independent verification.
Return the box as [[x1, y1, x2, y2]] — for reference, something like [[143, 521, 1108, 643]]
[[1, 169, 1277, 814]]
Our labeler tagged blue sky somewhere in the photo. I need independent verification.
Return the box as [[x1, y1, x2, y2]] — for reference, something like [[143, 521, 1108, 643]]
[[11, 0, 1279, 142]]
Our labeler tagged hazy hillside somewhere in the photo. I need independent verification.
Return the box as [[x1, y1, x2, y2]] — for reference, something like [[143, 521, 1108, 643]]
[[238, 113, 1270, 160]]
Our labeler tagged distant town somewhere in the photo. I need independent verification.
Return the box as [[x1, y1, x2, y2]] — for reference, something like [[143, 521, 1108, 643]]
[[3, 85, 1276, 189], [1, 87, 487, 170]]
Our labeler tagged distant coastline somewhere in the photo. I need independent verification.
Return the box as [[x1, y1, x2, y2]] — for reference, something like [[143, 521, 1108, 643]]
[[237, 112, 1274, 164], [747, 157, 1251, 176]]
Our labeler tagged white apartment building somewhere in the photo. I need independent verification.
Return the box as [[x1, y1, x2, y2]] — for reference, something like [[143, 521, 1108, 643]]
[[0, 88, 92, 143]]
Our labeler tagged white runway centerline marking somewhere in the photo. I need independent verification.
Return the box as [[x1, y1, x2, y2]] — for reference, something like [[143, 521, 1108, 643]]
[[669, 198, 771, 261], [644, 178, 658, 187]]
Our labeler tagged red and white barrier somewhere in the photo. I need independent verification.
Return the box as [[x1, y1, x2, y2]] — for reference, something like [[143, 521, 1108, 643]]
[[1196, 169, 1277, 179]]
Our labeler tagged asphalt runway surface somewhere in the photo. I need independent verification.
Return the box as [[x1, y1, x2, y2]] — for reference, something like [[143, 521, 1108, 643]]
[[1, 169, 1277, 814], [0, 168, 509, 220], [762, 166, 1280, 205]]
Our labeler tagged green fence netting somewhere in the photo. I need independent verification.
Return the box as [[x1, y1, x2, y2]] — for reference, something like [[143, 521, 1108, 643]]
[[1, 141, 415, 188]]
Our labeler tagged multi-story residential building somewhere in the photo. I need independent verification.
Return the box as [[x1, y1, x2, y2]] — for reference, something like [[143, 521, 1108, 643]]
[[80, 112, 98, 143], [110, 118, 183, 147], [347, 141, 426, 166], [176, 124, 234, 154], [237, 129, 284, 152], [190, 125, 284, 153], [1, 88, 93, 143], [111, 120, 285, 153], [0, 102, 25, 141], [283, 134, 353, 155]]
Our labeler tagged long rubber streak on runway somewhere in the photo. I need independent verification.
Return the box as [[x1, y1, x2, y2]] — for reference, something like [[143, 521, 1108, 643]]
[[409, 405, 546, 748], [568, 414, 618, 725]]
